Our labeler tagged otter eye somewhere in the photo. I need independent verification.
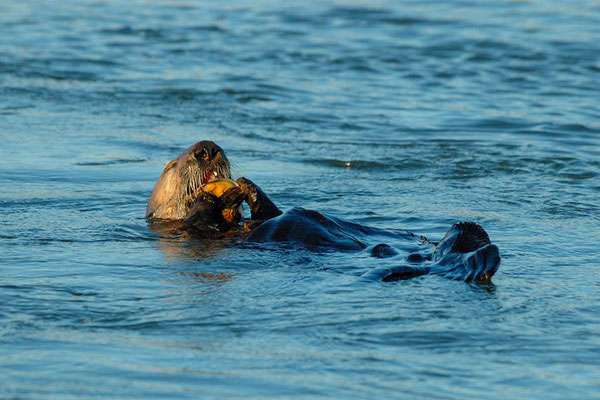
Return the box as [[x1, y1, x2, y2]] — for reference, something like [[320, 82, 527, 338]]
[[196, 149, 209, 160]]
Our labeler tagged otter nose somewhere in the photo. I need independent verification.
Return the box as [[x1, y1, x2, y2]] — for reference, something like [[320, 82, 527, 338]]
[[194, 141, 223, 161]]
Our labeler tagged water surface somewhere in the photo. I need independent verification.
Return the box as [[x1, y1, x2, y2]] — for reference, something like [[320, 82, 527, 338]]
[[1, 1, 599, 398]]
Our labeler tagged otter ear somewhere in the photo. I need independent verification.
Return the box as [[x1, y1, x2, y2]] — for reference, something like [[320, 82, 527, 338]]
[[162, 159, 177, 173]]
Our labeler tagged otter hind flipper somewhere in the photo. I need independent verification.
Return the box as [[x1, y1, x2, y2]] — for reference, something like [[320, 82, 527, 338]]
[[431, 222, 501, 282], [370, 222, 500, 283], [446, 222, 491, 253]]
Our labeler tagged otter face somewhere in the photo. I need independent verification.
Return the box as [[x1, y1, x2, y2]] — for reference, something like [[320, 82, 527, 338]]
[[145, 141, 232, 220]]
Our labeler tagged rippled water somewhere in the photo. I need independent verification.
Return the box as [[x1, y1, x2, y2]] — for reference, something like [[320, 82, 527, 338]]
[[2, 1, 599, 398]]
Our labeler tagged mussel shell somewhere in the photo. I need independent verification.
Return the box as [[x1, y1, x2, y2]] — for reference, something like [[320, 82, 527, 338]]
[[201, 179, 239, 197]]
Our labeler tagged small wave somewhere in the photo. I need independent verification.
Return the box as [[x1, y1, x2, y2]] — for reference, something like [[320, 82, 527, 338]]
[[329, 56, 377, 73], [219, 88, 273, 103], [0, 105, 33, 115], [34, 57, 123, 67], [112, 223, 158, 242], [465, 118, 533, 131], [306, 159, 389, 170], [75, 158, 147, 166], [190, 24, 226, 33], [323, 6, 454, 27], [542, 123, 598, 135], [18, 69, 98, 82], [237, 131, 290, 144], [99, 26, 165, 38], [541, 200, 600, 219]]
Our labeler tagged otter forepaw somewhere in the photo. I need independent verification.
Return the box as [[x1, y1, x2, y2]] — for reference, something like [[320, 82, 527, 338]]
[[236, 177, 282, 221], [219, 186, 247, 210], [186, 192, 220, 228], [236, 177, 258, 196], [217, 187, 244, 225]]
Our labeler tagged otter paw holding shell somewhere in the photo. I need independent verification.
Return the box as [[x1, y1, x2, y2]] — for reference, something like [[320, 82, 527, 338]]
[[186, 183, 247, 230]]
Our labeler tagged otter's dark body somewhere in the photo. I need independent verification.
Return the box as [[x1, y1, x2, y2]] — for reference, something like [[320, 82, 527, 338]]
[[246, 208, 500, 283], [147, 141, 501, 283]]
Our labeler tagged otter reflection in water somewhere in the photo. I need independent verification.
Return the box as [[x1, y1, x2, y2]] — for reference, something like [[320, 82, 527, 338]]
[[146, 141, 500, 283]]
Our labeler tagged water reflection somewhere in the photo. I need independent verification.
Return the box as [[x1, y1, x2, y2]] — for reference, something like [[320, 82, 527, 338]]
[[148, 220, 246, 260], [149, 220, 244, 288]]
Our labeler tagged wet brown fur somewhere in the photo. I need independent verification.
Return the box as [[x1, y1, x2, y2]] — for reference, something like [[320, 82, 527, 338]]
[[146, 141, 232, 220]]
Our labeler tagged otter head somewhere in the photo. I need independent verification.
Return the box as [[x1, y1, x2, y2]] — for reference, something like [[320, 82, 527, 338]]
[[146, 141, 232, 220]]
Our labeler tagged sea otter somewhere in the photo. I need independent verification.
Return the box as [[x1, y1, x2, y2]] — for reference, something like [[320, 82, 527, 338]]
[[145, 140, 281, 232], [146, 140, 500, 282]]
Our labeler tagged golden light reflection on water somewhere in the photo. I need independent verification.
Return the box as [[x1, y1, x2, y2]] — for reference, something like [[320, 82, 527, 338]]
[[148, 220, 248, 287], [148, 220, 239, 259]]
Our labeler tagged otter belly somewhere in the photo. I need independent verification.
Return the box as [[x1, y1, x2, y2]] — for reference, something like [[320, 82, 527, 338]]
[[246, 207, 367, 250]]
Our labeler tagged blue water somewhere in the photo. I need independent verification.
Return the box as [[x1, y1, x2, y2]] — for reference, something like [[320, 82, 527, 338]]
[[2, 1, 599, 398]]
